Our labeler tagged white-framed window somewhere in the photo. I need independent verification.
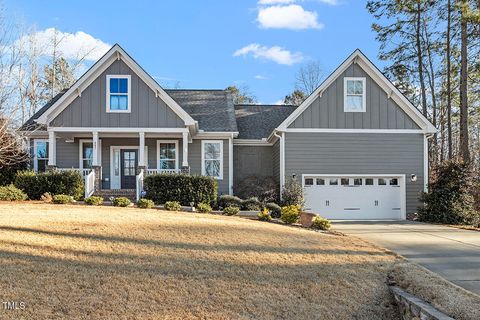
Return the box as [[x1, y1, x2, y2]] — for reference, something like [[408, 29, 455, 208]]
[[157, 140, 178, 170], [79, 140, 93, 169], [106, 75, 131, 113], [33, 139, 49, 172], [201, 140, 223, 179], [344, 77, 366, 112]]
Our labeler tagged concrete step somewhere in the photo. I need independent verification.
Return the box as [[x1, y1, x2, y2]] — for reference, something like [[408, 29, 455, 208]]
[[94, 189, 136, 201]]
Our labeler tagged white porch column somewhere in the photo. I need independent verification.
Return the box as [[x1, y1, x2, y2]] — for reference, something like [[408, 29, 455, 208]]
[[48, 131, 56, 166], [92, 131, 99, 166], [182, 131, 189, 167], [228, 136, 233, 195], [139, 132, 145, 167]]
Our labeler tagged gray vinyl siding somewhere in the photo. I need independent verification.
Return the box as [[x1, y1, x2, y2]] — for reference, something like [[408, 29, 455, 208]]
[[51, 59, 184, 128], [190, 139, 230, 195], [272, 141, 280, 184], [284, 133, 424, 214], [289, 63, 420, 130], [233, 146, 273, 188]]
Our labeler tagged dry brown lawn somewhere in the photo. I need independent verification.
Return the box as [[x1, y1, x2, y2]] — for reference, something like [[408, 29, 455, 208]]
[[0, 202, 402, 319]]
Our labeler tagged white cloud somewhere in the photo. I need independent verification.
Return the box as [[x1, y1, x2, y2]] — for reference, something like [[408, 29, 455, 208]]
[[254, 74, 268, 80], [234, 43, 303, 65], [257, 4, 323, 30], [18, 28, 111, 61], [258, 0, 295, 4]]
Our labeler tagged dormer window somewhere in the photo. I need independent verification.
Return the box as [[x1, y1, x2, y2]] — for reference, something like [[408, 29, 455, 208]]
[[344, 77, 366, 112], [106, 75, 131, 113]]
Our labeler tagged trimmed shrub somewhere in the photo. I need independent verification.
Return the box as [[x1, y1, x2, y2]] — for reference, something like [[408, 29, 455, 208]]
[[311, 216, 331, 230], [52, 194, 73, 204], [217, 195, 242, 209], [137, 198, 154, 209], [235, 176, 279, 203], [0, 160, 28, 186], [113, 197, 131, 207], [257, 208, 271, 222], [242, 197, 262, 211], [281, 205, 300, 224], [223, 206, 240, 216], [265, 202, 281, 218], [40, 192, 53, 203], [196, 203, 212, 213], [14, 170, 84, 200], [0, 184, 27, 201], [418, 161, 479, 226], [164, 201, 181, 211], [281, 178, 304, 207], [144, 174, 217, 206], [85, 196, 103, 206]]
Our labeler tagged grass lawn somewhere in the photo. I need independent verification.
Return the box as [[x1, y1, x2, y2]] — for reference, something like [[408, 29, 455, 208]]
[[0, 202, 404, 319]]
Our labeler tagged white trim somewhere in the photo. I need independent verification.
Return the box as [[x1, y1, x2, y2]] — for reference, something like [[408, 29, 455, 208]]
[[284, 128, 425, 134], [156, 140, 179, 171], [201, 140, 224, 180], [79, 139, 93, 170], [109, 145, 148, 189], [33, 139, 49, 172], [36, 44, 196, 126], [139, 132, 145, 166], [106, 75, 131, 113], [276, 49, 436, 133], [344, 77, 366, 112], [301, 173, 406, 220], [92, 132, 99, 166], [228, 137, 233, 195], [233, 139, 273, 146], [47, 127, 189, 133], [48, 131, 56, 166], [194, 132, 238, 139], [280, 132, 285, 190], [182, 131, 189, 167], [424, 134, 432, 193]]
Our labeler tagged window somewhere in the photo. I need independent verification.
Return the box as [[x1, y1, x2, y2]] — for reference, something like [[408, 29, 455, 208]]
[[305, 178, 314, 186], [80, 140, 93, 169], [365, 178, 374, 185], [329, 178, 338, 185], [341, 178, 349, 186], [316, 178, 325, 185], [106, 75, 131, 113], [344, 77, 366, 112], [378, 178, 387, 185], [390, 178, 398, 186], [201, 140, 223, 179], [354, 178, 363, 186], [157, 141, 178, 170], [34, 140, 48, 172]]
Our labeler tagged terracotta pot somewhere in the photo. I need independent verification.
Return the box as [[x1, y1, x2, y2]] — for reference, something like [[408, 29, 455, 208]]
[[300, 212, 316, 227]]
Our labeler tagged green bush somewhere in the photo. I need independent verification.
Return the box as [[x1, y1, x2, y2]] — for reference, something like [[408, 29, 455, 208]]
[[418, 161, 479, 227], [257, 208, 271, 221], [0, 184, 27, 201], [52, 194, 73, 204], [164, 201, 181, 211], [14, 170, 84, 200], [265, 202, 281, 218], [281, 205, 300, 224], [217, 195, 242, 209], [137, 198, 154, 209], [311, 216, 331, 230], [0, 160, 28, 186], [242, 197, 262, 211], [85, 196, 103, 206], [223, 206, 240, 216], [113, 197, 131, 207], [281, 178, 304, 207], [144, 174, 217, 206], [196, 203, 212, 213], [235, 176, 279, 203]]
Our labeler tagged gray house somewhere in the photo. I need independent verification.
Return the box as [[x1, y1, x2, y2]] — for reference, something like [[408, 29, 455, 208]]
[[21, 44, 436, 220]]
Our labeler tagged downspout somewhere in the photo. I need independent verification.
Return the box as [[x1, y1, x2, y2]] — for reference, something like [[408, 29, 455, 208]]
[[274, 131, 285, 201]]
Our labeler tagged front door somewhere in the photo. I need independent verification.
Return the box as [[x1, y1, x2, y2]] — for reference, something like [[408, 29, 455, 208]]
[[120, 150, 137, 189]]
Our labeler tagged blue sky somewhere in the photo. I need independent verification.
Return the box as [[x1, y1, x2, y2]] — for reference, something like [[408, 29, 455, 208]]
[[6, 0, 383, 104]]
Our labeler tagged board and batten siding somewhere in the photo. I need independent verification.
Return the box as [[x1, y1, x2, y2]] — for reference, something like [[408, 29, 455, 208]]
[[272, 141, 280, 184], [233, 145, 273, 188], [288, 63, 420, 130], [284, 132, 424, 214], [51, 59, 184, 128], [189, 139, 230, 195]]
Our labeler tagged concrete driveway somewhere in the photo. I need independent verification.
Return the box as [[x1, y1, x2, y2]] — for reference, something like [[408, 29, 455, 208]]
[[332, 220, 480, 295]]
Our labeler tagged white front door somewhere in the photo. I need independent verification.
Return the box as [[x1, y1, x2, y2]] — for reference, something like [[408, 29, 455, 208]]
[[303, 176, 404, 220]]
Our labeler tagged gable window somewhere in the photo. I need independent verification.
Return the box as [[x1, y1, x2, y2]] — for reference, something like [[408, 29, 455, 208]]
[[79, 140, 93, 169], [201, 140, 223, 179], [106, 75, 131, 113], [33, 139, 49, 172], [344, 77, 366, 112], [157, 140, 178, 171]]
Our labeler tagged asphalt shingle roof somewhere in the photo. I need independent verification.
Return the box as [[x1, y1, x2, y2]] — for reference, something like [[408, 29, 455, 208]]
[[234, 104, 297, 139], [20, 89, 69, 131]]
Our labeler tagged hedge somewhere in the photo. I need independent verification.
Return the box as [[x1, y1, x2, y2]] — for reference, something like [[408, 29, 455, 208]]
[[0, 184, 27, 201], [144, 174, 217, 206], [14, 170, 84, 200]]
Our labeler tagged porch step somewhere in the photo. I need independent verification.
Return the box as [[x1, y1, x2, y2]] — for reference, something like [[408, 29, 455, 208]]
[[94, 189, 136, 201]]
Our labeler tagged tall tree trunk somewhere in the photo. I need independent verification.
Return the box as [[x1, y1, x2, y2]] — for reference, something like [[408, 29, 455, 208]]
[[416, 1, 428, 117], [446, 0, 453, 159], [459, 3, 470, 163]]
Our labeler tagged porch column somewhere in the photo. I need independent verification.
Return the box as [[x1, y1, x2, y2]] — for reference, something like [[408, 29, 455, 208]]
[[91, 131, 101, 191], [138, 132, 145, 168], [48, 131, 56, 167], [182, 131, 189, 167], [92, 131, 99, 166]]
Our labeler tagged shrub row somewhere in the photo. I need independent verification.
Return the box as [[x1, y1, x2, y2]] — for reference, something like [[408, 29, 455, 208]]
[[217, 195, 263, 211], [144, 174, 217, 206], [14, 170, 84, 200], [0, 185, 27, 201]]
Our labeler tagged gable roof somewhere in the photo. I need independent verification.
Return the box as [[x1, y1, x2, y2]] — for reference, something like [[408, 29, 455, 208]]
[[276, 49, 437, 133], [20, 89, 68, 131], [234, 104, 296, 139], [35, 44, 196, 126]]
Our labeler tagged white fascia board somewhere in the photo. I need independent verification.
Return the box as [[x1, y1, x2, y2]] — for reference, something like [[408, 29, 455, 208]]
[[47, 127, 189, 133], [194, 132, 238, 139], [284, 128, 425, 134], [233, 139, 273, 146]]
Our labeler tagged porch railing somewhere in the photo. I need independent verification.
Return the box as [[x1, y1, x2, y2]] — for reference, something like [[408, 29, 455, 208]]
[[136, 169, 144, 202], [85, 170, 95, 199], [146, 169, 180, 175], [57, 168, 91, 178]]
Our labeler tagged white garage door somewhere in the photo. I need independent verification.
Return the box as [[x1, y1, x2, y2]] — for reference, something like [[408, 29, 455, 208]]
[[303, 176, 404, 220]]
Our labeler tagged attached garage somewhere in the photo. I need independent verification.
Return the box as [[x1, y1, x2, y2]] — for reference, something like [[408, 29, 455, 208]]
[[303, 175, 406, 220]]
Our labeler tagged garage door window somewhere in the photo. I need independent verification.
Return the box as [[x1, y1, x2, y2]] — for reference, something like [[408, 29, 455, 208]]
[[316, 178, 325, 185], [329, 178, 338, 185], [305, 178, 314, 186], [354, 178, 362, 186], [378, 178, 387, 185], [341, 178, 349, 186], [390, 178, 398, 186], [365, 178, 374, 185]]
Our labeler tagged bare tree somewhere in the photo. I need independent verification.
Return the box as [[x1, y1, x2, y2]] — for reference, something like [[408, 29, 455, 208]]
[[295, 60, 323, 95]]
